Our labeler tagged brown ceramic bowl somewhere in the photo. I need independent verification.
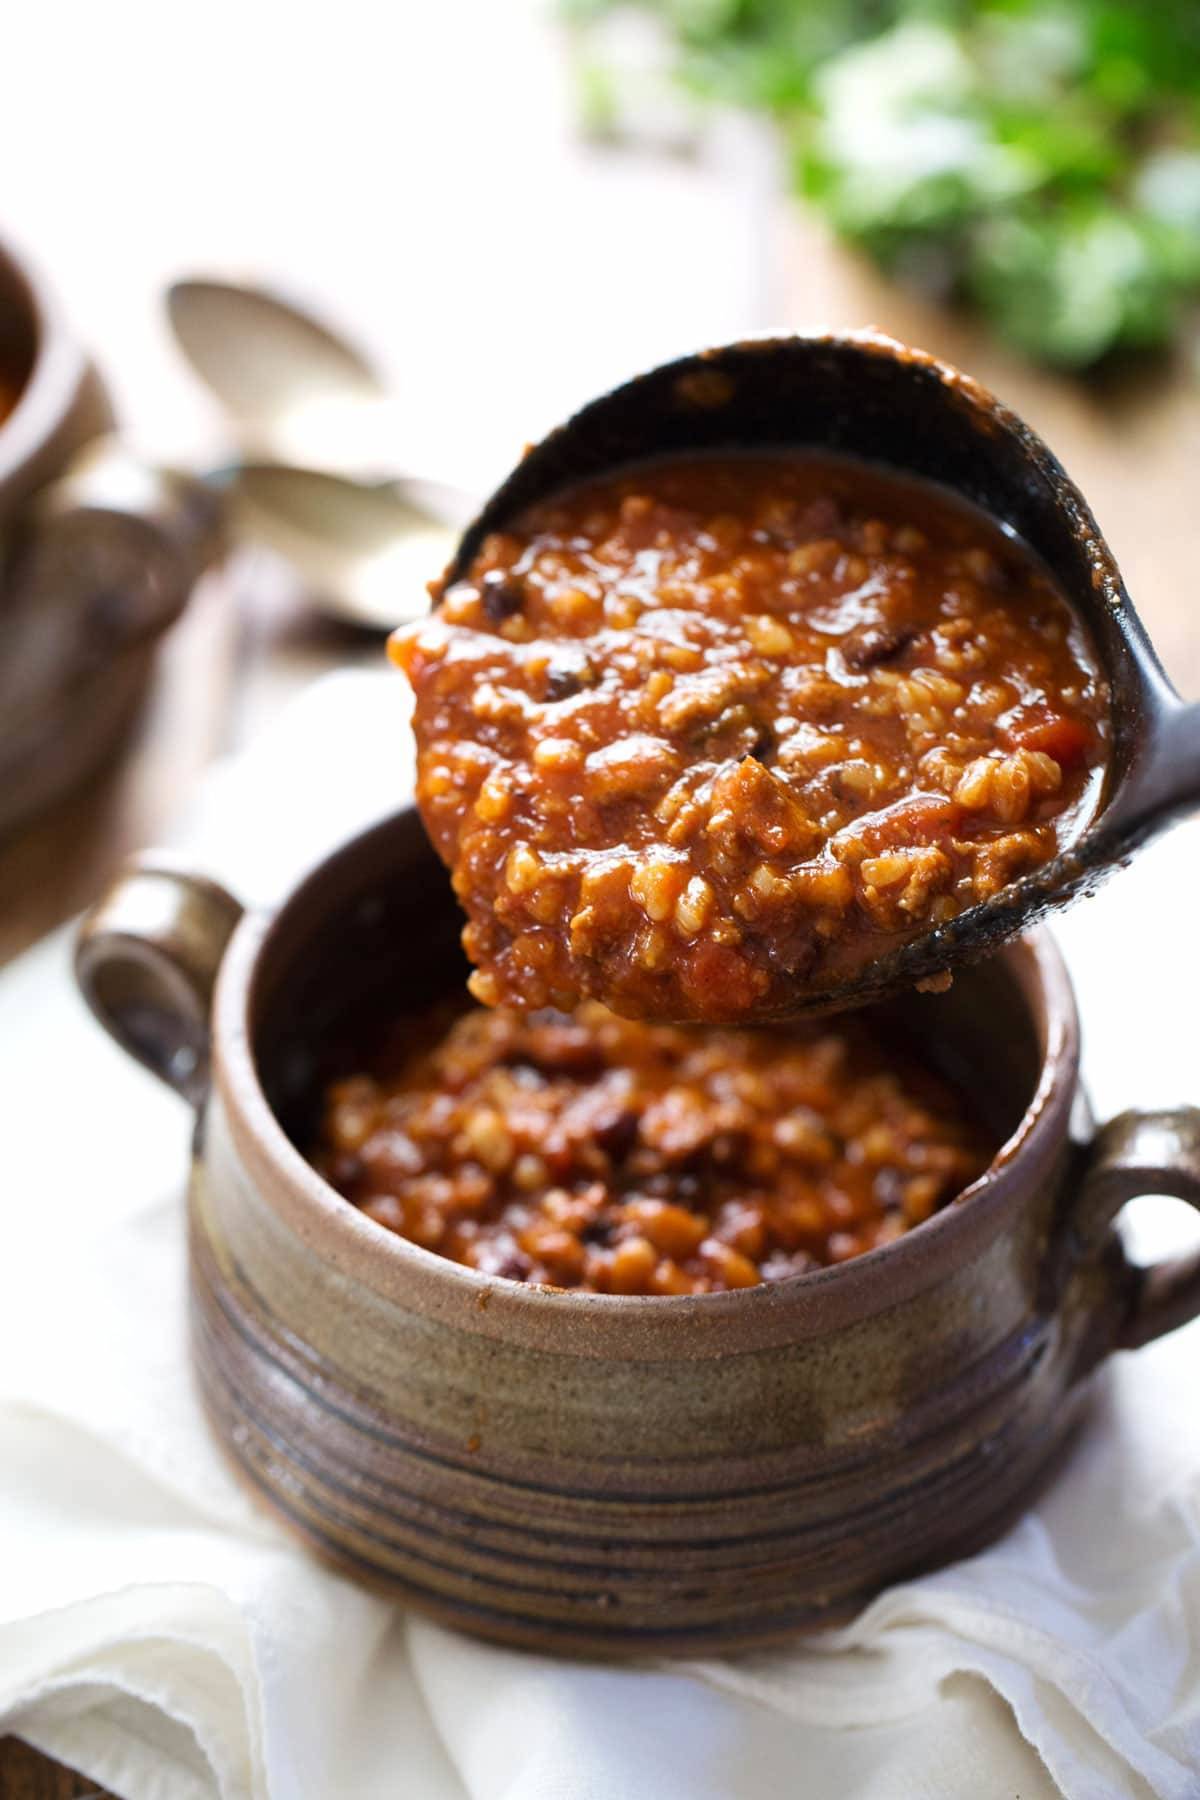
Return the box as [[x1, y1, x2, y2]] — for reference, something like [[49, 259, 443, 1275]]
[[0, 237, 221, 838], [76, 809, 1200, 1657]]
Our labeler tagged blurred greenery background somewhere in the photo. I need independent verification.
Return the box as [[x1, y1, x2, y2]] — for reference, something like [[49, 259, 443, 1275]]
[[562, 0, 1200, 369]]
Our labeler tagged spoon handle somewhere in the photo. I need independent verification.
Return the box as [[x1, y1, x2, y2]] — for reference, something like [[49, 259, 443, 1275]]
[[1103, 693, 1200, 850], [1148, 696, 1200, 826]]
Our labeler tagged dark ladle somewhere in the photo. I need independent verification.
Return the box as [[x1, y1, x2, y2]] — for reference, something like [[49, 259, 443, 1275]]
[[435, 330, 1200, 1017]]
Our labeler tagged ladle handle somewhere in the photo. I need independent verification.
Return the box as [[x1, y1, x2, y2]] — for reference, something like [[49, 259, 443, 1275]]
[[1153, 698, 1200, 825], [75, 858, 244, 1108], [1071, 1107, 1200, 1351], [1105, 696, 1200, 847], [1171, 700, 1200, 813]]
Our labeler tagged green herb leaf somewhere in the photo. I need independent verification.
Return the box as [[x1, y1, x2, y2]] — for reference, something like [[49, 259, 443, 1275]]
[[563, 0, 1200, 368]]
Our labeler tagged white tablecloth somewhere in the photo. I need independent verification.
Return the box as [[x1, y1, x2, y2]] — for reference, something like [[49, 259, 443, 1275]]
[[1, 672, 1198, 1800]]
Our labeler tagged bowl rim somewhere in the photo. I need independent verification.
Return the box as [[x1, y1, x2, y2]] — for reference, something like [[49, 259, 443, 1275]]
[[0, 235, 93, 491], [210, 807, 1081, 1355]]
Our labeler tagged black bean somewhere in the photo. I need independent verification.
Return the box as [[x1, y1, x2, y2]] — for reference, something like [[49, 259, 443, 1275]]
[[544, 657, 595, 701], [480, 570, 524, 623], [473, 1235, 533, 1280], [841, 623, 916, 669], [592, 1106, 639, 1161]]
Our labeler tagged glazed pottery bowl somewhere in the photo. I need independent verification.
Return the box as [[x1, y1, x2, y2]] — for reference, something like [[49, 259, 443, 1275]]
[[76, 808, 1200, 1657], [0, 236, 221, 837], [0, 237, 109, 509]]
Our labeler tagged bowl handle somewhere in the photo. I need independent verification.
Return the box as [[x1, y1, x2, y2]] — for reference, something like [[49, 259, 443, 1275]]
[[4, 436, 225, 666], [75, 858, 244, 1108], [1071, 1108, 1200, 1350]]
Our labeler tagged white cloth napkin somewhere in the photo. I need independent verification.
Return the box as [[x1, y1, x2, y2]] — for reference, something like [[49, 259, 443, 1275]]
[[2, 671, 1199, 1800]]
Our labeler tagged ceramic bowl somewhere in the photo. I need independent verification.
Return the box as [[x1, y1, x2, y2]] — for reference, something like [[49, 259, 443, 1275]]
[[0, 237, 221, 837], [76, 809, 1200, 1656]]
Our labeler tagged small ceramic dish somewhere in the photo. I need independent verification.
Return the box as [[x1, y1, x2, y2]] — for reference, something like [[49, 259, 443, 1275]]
[[0, 237, 221, 837], [76, 809, 1200, 1656]]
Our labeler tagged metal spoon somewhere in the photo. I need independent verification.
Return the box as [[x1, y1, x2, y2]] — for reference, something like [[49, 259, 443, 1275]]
[[167, 277, 401, 477], [438, 330, 1200, 1017], [167, 278, 475, 627], [233, 464, 474, 630]]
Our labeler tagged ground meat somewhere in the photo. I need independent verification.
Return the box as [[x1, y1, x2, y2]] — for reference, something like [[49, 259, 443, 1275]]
[[393, 453, 1109, 1022]]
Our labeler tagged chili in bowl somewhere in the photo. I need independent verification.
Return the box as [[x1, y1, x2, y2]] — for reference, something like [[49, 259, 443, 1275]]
[[75, 811, 1200, 1654], [71, 331, 1200, 1655], [312, 993, 994, 1295]]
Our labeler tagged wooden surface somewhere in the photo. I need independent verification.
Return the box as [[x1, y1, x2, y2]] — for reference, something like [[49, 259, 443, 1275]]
[[1, 211, 1198, 1800], [0, 1740, 105, 1800]]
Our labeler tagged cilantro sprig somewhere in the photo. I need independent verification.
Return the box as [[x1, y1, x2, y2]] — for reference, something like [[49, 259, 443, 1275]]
[[562, 0, 1200, 368]]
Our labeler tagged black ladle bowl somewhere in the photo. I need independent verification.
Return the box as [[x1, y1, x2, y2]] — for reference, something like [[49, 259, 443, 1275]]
[[439, 331, 1200, 1017]]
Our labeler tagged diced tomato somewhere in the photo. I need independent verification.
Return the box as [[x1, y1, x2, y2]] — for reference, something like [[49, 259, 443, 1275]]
[[855, 794, 963, 854], [681, 939, 767, 1015], [1006, 714, 1092, 768]]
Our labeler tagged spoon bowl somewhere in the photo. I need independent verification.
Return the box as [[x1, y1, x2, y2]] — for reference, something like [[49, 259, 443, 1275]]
[[234, 464, 473, 630], [439, 331, 1200, 1015], [167, 278, 400, 477]]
